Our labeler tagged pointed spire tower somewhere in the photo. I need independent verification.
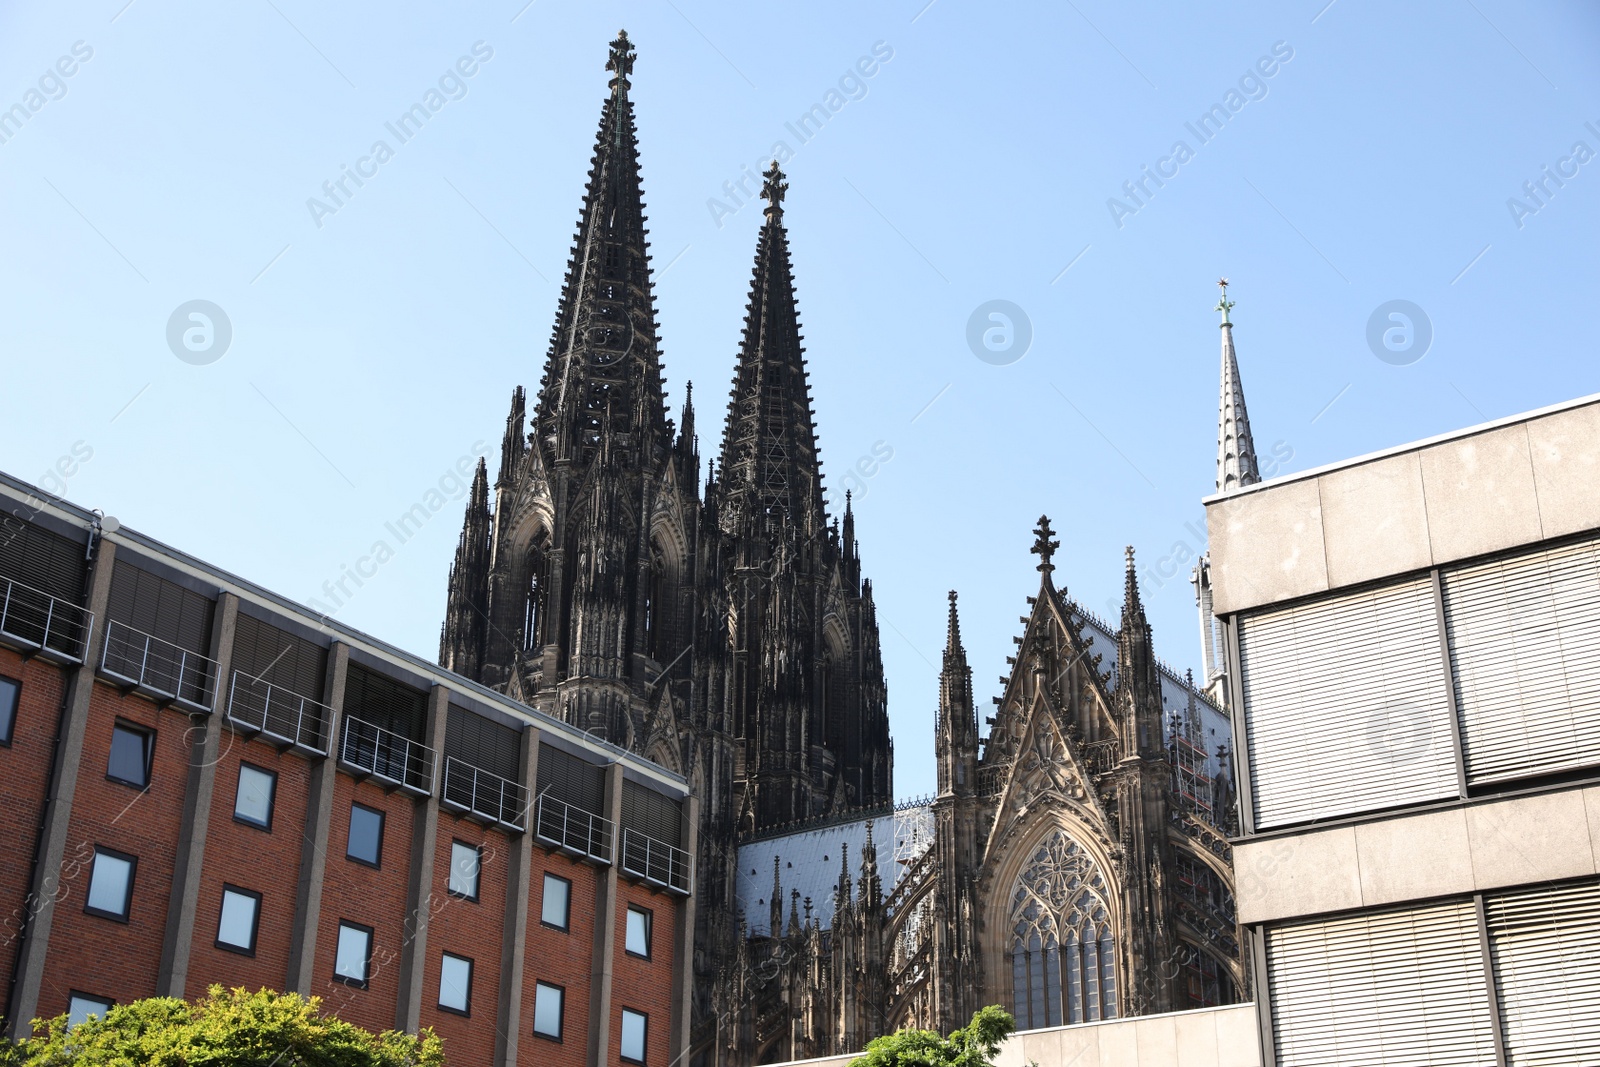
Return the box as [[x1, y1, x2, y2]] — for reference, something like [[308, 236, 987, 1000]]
[[717, 163, 827, 536], [534, 29, 668, 470], [1215, 279, 1260, 493], [1117, 546, 1163, 754], [439, 459, 492, 677], [935, 591, 977, 798]]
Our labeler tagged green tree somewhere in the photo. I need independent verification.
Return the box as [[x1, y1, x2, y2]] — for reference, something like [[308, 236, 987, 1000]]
[[2, 986, 443, 1067], [850, 1006, 1016, 1067]]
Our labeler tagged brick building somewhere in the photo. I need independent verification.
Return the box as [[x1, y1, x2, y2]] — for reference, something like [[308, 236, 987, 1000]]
[[0, 468, 693, 1067]]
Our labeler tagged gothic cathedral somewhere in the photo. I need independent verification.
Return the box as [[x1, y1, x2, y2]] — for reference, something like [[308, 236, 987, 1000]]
[[439, 33, 1244, 1066]]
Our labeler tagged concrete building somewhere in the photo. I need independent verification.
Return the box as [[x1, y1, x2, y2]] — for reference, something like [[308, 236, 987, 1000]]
[[1207, 391, 1600, 1063], [0, 468, 694, 1067]]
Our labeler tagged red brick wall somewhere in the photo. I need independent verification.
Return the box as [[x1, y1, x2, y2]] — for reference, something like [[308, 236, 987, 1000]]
[[185, 729, 313, 999], [0, 650, 68, 972], [417, 813, 511, 1064], [520, 849, 600, 1067], [612, 880, 677, 1067], [313, 773, 418, 1034], [36, 682, 190, 1019]]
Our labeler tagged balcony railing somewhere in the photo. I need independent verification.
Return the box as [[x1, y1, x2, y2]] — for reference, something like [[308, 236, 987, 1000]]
[[1084, 738, 1123, 776], [339, 715, 434, 796], [441, 756, 528, 830], [0, 575, 93, 663], [100, 620, 217, 711], [620, 827, 691, 895], [535, 794, 613, 863], [226, 671, 331, 755]]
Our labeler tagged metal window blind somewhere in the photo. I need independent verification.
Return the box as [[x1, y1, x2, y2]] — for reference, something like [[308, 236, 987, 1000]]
[[1267, 901, 1498, 1066], [342, 663, 426, 742], [1443, 536, 1600, 785], [231, 613, 328, 702], [1486, 880, 1600, 1064], [1239, 577, 1458, 828], [621, 778, 682, 848], [444, 704, 521, 782], [107, 560, 214, 654], [0, 514, 87, 603], [537, 743, 605, 815]]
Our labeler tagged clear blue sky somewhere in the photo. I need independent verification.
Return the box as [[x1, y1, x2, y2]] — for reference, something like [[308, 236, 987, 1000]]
[[2, 0, 1596, 798]]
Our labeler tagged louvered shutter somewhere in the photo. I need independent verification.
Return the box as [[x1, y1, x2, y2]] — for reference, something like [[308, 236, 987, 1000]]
[[537, 743, 605, 814], [1443, 536, 1600, 785], [445, 704, 521, 781], [622, 779, 682, 849], [1267, 901, 1498, 1065], [107, 561, 215, 654], [1239, 577, 1458, 828], [231, 613, 328, 702], [1486, 880, 1600, 1064], [343, 664, 426, 741], [0, 514, 87, 603]]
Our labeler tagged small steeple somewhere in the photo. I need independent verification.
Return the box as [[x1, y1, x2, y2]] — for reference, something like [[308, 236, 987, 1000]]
[[606, 29, 635, 96], [1215, 279, 1261, 493], [835, 843, 852, 906], [498, 386, 526, 487], [439, 459, 493, 678], [944, 590, 963, 659], [1117, 546, 1163, 754], [770, 855, 783, 936]]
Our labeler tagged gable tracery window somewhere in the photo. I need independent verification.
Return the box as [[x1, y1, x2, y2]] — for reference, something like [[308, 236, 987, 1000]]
[[1006, 829, 1117, 1028]]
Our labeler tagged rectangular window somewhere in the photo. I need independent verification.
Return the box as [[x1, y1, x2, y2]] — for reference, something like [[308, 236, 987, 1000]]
[[448, 841, 480, 900], [625, 906, 652, 959], [346, 803, 384, 867], [85, 848, 136, 921], [106, 722, 152, 788], [620, 1008, 647, 1064], [438, 952, 473, 1015], [533, 982, 564, 1040], [334, 921, 373, 987], [1239, 577, 1458, 829], [541, 873, 571, 930], [1266, 899, 1497, 1062], [1486, 880, 1600, 1062], [0, 674, 18, 745], [215, 885, 261, 955], [233, 764, 277, 829], [66, 993, 113, 1028]]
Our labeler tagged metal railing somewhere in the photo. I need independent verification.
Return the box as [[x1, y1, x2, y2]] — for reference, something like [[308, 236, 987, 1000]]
[[442, 757, 528, 830], [620, 827, 691, 894], [100, 619, 217, 711], [339, 715, 434, 795], [535, 794, 613, 863], [0, 575, 93, 663], [226, 671, 331, 754]]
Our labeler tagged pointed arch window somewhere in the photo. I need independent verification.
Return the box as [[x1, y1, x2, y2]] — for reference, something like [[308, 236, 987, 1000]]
[[1005, 830, 1117, 1028]]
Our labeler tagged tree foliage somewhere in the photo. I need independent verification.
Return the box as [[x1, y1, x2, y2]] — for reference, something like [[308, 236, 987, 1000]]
[[849, 1006, 1016, 1067], [1, 987, 444, 1067]]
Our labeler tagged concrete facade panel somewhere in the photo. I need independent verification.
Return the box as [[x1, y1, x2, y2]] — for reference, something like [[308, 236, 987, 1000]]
[[1133, 1015, 1179, 1064], [1419, 424, 1544, 562], [1234, 827, 1362, 926], [1172, 1010, 1222, 1067], [1207, 479, 1328, 617], [1465, 788, 1597, 888], [1353, 807, 1472, 908], [1526, 401, 1600, 539], [1317, 453, 1432, 589]]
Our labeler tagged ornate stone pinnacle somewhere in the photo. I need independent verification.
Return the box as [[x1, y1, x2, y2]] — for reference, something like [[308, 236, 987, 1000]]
[[1031, 515, 1060, 574], [762, 161, 787, 213], [607, 30, 635, 91]]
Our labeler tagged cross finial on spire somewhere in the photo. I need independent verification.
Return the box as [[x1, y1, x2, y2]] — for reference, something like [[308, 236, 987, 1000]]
[[1031, 515, 1060, 575], [762, 161, 787, 215], [1216, 277, 1234, 326], [607, 30, 635, 93]]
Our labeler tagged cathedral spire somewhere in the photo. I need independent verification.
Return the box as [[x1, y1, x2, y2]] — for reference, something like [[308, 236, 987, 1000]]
[[439, 459, 492, 678], [717, 162, 827, 535], [534, 30, 666, 469], [936, 591, 977, 798], [498, 386, 526, 487], [1215, 279, 1260, 493], [1117, 546, 1163, 754], [1031, 516, 1060, 582], [770, 855, 783, 936]]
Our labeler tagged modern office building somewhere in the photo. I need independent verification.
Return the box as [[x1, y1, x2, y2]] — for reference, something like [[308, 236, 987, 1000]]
[[1208, 392, 1600, 1063], [0, 469, 694, 1067]]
